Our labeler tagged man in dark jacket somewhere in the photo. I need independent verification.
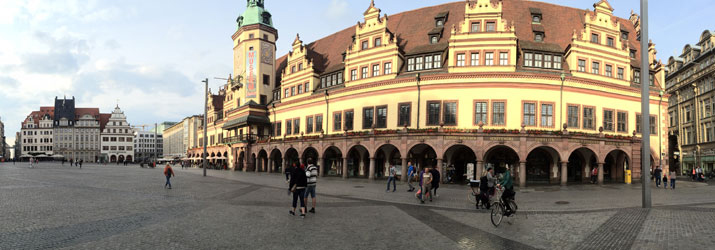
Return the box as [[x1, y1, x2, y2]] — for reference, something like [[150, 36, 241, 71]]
[[654, 166, 662, 188], [289, 164, 308, 218], [430, 167, 440, 198]]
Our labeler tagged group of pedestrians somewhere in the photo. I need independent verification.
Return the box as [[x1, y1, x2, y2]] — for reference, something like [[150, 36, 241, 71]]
[[653, 166, 676, 189], [286, 158, 318, 218], [692, 166, 706, 182], [401, 162, 441, 204]]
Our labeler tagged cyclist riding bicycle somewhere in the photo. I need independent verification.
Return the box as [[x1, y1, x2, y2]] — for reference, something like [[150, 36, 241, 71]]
[[497, 165, 515, 216]]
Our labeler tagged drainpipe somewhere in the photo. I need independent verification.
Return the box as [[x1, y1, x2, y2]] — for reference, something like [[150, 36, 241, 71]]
[[325, 90, 330, 134], [659, 91, 663, 169], [416, 73, 421, 129]]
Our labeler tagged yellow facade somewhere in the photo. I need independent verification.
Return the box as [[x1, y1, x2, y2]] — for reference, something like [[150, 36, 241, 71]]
[[190, 0, 669, 186]]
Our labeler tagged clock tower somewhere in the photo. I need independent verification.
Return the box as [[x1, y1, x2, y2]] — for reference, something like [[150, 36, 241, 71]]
[[231, 0, 277, 107]]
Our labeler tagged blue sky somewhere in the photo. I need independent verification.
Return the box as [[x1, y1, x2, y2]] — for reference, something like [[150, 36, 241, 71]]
[[1, 0, 713, 145]]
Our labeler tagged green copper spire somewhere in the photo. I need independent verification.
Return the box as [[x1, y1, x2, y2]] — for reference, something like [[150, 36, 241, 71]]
[[237, 0, 273, 29]]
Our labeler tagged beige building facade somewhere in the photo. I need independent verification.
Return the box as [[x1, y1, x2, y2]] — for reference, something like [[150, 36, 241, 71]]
[[188, 0, 668, 187]]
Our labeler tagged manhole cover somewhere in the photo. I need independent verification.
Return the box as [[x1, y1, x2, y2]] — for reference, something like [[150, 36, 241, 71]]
[[555, 201, 570, 205], [353, 186, 364, 188]]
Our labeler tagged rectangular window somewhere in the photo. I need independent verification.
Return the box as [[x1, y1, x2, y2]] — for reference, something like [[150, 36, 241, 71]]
[[649, 116, 657, 135], [306, 116, 314, 133], [544, 54, 552, 68], [337, 72, 343, 84], [375, 106, 387, 128], [606, 65, 613, 77], [541, 104, 553, 127], [331, 74, 336, 86], [475, 102, 488, 125], [607, 37, 614, 47], [286, 120, 292, 135], [334, 112, 342, 131], [374, 38, 381, 47], [316, 115, 323, 132], [534, 54, 543, 68], [578, 59, 586, 72], [344, 110, 354, 131], [263, 74, 270, 85], [361, 67, 368, 79], [485, 52, 494, 66], [361, 40, 368, 50], [592, 62, 600, 74], [568, 105, 579, 128], [523, 103, 536, 126], [492, 102, 505, 125], [398, 103, 411, 127], [291, 86, 295, 96], [407, 58, 415, 71], [649, 74, 654, 86], [275, 122, 281, 136], [591, 33, 599, 44], [486, 22, 495, 32], [553, 56, 562, 69], [524, 53, 533, 67], [363, 107, 374, 129], [427, 101, 441, 126], [424, 56, 433, 70], [293, 119, 300, 134], [384, 62, 392, 75], [617, 112, 627, 132], [434, 54, 442, 68], [443, 101, 457, 125], [583, 107, 594, 129], [617, 67, 624, 79], [456, 53, 465, 67], [465, 53, 478, 67], [534, 32, 543, 42], [321, 77, 326, 88], [305, 82, 310, 93], [603, 110, 614, 131], [634, 70, 641, 83], [351, 69, 357, 81], [415, 56, 423, 71], [636, 114, 643, 133], [297, 84, 303, 94], [499, 52, 508, 65], [372, 64, 380, 77], [471, 22, 481, 32]]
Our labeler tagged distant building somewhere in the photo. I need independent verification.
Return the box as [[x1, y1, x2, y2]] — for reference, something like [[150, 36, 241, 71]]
[[20, 107, 55, 157], [0, 117, 5, 161], [132, 128, 163, 162], [163, 116, 203, 160], [100, 106, 134, 163]]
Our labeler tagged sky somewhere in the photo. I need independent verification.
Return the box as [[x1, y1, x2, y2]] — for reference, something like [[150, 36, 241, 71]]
[[1, 0, 713, 146]]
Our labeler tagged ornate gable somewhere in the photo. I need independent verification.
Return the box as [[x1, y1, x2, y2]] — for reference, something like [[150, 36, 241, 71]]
[[280, 34, 319, 100]]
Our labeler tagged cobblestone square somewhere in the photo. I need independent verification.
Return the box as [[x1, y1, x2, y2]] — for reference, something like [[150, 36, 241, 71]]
[[1, 162, 714, 249]]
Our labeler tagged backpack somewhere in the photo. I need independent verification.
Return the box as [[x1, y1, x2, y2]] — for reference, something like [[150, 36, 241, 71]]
[[479, 176, 489, 191]]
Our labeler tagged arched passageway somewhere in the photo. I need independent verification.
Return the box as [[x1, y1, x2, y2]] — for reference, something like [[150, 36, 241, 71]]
[[484, 145, 519, 176], [443, 145, 476, 184], [407, 144, 437, 174], [604, 150, 630, 183], [301, 147, 319, 167], [323, 146, 343, 177], [270, 149, 283, 173], [284, 148, 300, 170], [525, 146, 560, 185], [258, 150, 268, 172], [567, 148, 598, 183], [347, 145, 369, 178], [375, 144, 401, 179]]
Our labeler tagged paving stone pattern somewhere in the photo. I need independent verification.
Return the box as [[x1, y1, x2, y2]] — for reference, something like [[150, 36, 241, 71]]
[[1, 162, 714, 250]]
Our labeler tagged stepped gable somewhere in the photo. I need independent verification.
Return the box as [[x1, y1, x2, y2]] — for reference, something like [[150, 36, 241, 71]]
[[275, 0, 644, 78]]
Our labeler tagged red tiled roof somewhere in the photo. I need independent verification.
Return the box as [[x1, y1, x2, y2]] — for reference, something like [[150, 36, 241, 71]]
[[275, 0, 645, 78], [75, 108, 100, 120], [24, 107, 55, 126], [99, 113, 111, 131]]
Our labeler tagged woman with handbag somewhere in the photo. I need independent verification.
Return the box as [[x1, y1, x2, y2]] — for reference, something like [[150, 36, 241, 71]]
[[289, 164, 308, 218]]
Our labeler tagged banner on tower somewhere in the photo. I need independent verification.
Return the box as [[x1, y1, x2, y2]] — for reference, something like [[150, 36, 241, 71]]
[[246, 50, 257, 99]]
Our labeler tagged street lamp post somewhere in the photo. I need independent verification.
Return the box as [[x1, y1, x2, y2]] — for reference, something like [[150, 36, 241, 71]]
[[202, 78, 208, 177], [559, 72, 566, 129], [639, 0, 651, 208]]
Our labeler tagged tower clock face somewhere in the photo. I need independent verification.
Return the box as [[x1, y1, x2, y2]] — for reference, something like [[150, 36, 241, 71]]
[[261, 42, 273, 65]]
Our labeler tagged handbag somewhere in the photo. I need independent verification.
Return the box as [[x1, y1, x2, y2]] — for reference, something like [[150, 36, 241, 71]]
[[290, 184, 297, 193]]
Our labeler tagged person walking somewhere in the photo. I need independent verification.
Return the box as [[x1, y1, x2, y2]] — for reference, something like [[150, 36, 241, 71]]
[[164, 164, 175, 189], [670, 169, 676, 190], [304, 158, 318, 214], [430, 166, 440, 198], [498, 165, 515, 216], [420, 166, 433, 203], [79, 159, 83, 169], [386, 164, 397, 192], [486, 166, 497, 196], [662, 173, 668, 190], [289, 164, 308, 218], [654, 166, 662, 188], [407, 162, 416, 192], [591, 167, 598, 184]]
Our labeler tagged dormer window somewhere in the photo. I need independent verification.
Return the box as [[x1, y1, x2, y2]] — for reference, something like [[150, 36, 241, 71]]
[[436, 19, 444, 27], [430, 36, 438, 44], [621, 31, 629, 40], [630, 49, 637, 59], [361, 40, 368, 50], [534, 32, 544, 42], [532, 15, 541, 23], [374, 38, 382, 47], [471, 22, 481, 33]]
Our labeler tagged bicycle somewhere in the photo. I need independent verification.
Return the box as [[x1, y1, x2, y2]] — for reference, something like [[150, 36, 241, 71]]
[[490, 186, 518, 227]]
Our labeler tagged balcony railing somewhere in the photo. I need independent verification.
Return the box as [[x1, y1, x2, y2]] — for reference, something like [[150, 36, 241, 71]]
[[221, 134, 270, 144]]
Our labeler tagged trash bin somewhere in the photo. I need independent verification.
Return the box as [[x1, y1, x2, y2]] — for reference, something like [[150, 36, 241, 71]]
[[625, 170, 632, 184]]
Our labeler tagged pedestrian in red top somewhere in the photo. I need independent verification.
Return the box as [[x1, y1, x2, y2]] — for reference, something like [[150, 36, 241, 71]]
[[164, 164, 175, 189]]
